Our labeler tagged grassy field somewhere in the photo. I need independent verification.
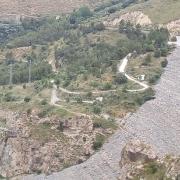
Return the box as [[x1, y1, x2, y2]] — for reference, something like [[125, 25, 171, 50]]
[[122, 0, 180, 24]]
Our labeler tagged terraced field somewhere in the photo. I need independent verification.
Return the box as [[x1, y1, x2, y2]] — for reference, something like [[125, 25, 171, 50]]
[[24, 40, 180, 180]]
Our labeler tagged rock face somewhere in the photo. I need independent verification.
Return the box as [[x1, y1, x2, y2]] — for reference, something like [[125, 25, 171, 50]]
[[119, 141, 180, 180], [167, 19, 180, 37], [104, 11, 152, 27], [120, 140, 157, 168], [23, 44, 180, 180], [0, 109, 109, 178]]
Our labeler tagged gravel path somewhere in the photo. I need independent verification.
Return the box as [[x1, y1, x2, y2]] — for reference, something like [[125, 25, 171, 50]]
[[118, 53, 149, 92], [50, 84, 60, 105], [24, 46, 180, 180]]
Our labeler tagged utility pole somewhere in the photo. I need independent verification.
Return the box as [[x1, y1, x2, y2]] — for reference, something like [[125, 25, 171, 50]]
[[6, 51, 13, 86], [9, 63, 13, 86], [28, 59, 32, 84]]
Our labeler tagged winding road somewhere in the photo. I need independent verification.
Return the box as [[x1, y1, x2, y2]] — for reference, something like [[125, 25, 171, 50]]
[[51, 52, 149, 105], [118, 53, 149, 92], [50, 84, 91, 117], [24, 38, 180, 180], [50, 53, 149, 118]]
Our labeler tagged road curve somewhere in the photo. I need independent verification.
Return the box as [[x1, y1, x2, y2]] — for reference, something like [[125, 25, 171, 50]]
[[24, 45, 180, 180], [50, 84, 91, 117], [118, 53, 149, 92], [58, 53, 149, 96]]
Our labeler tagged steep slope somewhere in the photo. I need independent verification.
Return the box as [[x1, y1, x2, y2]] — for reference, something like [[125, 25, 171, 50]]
[[120, 0, 180, 24], [24, 40, 180, 180], [0, 0, 103, 20]]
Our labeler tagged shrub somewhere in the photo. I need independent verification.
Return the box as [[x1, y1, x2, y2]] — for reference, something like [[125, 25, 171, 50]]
[[154, 49, 161, 58], [80, 134, 87, 142], [93, 118, 117, 130], [38, 110, 47, 118], [63, 80, 70, 87], [160, 47, 168, 57], [92, 105, 102, 114], [90, 81, 99, 88], [86, 91, 92, 98], [145, 44, 154, 52], [23, 84, 26, 89], [69, 15, 77, 24], [108, 7, 117, 14], [93, 134, 105, 150], [122, 0, 136, 8], [94, 23, 105, 31], [102, 82, 112, 90], [115, 73, 127, 84], [93, 121, 102, 128], [148, 74, 160, 84], [8, 85, 13, 90], [65, 97, 70, 103], [41, 99, 47, 105], [145, 162, 158, 174], [143, 88, 155, 102], [142, 54, 151, 66], [3, 93, 16, 102], [135, 97, 144, 105], [75, 96, 83, 103], [161, 59, 168, 68], [24, 96, 31, 102], [75, 6, 93, 19], [171, 36, 177, 42], [27, 108, 32, 116], [135, 88, 155, 105], [57, 121, 64, 132]]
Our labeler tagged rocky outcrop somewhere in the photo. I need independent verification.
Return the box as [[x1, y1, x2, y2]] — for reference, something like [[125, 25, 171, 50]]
[[0, 108, 111, 178], [167, 19, 180, 37], [120, 140, 157, 168], [119, 141, 180, 180], [104, 11, 152, 27]]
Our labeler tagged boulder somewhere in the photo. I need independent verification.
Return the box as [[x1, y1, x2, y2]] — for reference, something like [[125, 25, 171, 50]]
[[120, 140, 157, 167]]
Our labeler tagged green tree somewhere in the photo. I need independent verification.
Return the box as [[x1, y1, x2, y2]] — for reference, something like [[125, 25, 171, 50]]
[[154, 49, 161, 58], [24, 96, 31, 102], [161, 59, 168, 68], [93, 105, 102, 114], [114, 73, 127, 84], [75, 6, 93, 19], [142, 54, 152, 66], [160, 47, 168, 57], [75, 96, 83, 103]]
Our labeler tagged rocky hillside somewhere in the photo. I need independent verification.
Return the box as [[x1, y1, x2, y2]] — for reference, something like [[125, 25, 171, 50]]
[[119, 140, 180, 180], [0, 0, 103, 22], [0, 107, 113, 178], [119, 0, 180, 24]]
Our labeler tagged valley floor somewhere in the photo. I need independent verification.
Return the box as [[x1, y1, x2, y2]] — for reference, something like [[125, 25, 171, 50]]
[[23, 43, 180, 180]]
